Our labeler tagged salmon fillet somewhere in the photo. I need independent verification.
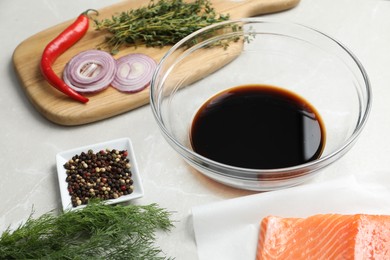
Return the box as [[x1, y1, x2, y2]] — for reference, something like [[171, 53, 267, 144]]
[[256, 214, 390, 259]]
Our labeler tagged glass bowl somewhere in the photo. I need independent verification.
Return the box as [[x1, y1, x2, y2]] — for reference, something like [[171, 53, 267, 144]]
[[150, 19, 372, 191]]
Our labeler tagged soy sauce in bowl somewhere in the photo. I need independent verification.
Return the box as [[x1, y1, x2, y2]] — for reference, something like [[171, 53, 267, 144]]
[[190, 84, 326, 169]]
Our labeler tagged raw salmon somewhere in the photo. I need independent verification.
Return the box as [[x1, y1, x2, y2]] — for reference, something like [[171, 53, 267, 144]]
[[256, 214, 390, 259]]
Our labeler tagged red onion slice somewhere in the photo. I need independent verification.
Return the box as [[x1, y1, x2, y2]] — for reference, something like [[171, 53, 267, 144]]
[[111, 53, 157, 93], [63, 50, 117, 93]]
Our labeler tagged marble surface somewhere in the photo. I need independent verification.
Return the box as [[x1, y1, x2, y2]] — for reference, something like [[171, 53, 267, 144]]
[[1, 0, 390, 259]]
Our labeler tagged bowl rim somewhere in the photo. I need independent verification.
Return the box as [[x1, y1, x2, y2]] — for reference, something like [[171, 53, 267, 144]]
[[150, 18, 372, 179]]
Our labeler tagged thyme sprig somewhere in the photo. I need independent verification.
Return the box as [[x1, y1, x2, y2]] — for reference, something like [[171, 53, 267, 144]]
[[0, 203, 174, 259], [94, 0, 230, 53]]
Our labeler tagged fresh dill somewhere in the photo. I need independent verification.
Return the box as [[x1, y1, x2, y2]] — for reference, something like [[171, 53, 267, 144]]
[[0, 203, 174, 259], [94, 0, 230, 54]]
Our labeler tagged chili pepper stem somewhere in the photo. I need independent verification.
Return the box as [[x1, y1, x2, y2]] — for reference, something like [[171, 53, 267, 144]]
[[83, 9, 99, 18]]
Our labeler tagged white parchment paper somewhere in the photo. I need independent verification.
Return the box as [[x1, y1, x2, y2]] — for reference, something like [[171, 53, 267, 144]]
[[191, 172, 390, 260]]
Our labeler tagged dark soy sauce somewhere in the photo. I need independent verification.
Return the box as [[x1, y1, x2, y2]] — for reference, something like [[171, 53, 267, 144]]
[[190, 85, 326, 169]]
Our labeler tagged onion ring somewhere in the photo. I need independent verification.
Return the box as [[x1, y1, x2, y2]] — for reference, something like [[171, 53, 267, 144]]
[[111, 53, 157, 93], [63, 50, 117, 93]]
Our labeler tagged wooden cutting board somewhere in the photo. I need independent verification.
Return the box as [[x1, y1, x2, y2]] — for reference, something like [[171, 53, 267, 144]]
[[13, 0, 300, 126]]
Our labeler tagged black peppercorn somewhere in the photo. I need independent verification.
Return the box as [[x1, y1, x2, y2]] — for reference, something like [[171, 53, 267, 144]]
[[64, 148, 134, 207]]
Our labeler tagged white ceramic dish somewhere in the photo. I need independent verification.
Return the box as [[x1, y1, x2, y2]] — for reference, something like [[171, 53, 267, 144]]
[[56, 137, 144, 211]]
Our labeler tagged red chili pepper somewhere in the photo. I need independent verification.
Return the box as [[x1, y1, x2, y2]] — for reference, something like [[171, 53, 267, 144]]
[[40, 9, 98, 103]]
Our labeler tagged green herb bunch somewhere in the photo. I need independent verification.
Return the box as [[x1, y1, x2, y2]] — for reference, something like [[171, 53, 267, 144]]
[[0, 203, 174, 259], [94, 0, 230, 53]]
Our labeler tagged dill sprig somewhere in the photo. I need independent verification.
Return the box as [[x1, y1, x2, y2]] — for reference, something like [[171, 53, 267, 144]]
[[94, 0, 230, 53], [0, 203, 174, 259]]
